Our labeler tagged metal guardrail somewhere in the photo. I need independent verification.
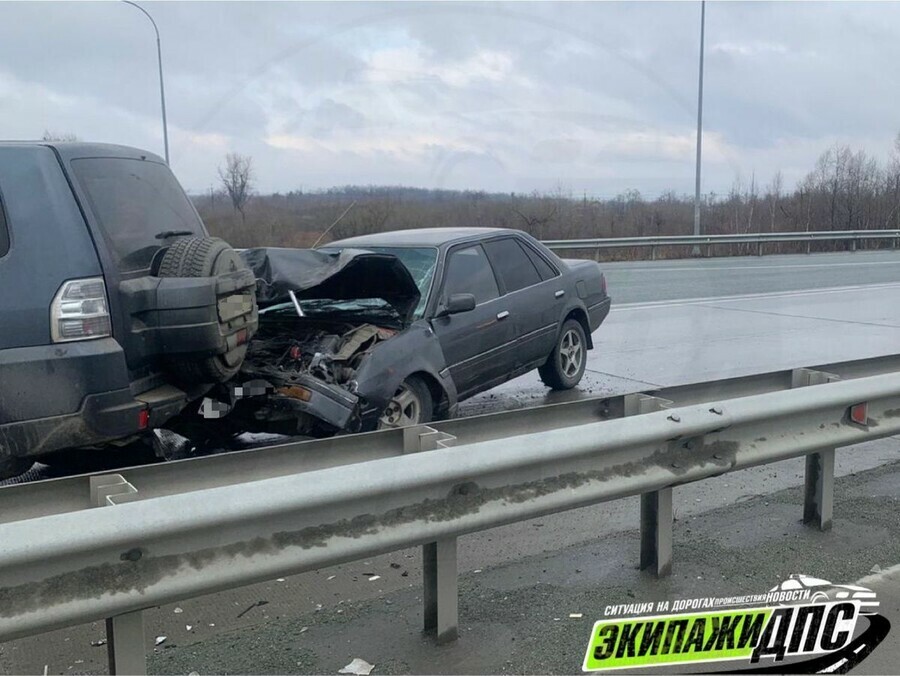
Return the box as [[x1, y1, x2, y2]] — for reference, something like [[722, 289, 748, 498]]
[[2, 354, 900, 672], [542, 229, 900, 258]]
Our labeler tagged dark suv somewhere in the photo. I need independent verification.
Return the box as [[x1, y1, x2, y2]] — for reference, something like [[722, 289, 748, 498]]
[[0, 142, 258, 479]]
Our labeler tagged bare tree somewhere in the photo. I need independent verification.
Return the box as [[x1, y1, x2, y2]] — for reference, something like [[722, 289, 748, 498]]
[[41, 130, 79, 142], [767, 170, 783, 233], [218, 153, 255, 223]]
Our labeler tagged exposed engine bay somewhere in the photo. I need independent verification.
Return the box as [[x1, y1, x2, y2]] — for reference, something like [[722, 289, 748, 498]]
[[242, 318, 397, 390]]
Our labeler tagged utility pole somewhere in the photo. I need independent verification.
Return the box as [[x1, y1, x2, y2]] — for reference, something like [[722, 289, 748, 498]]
[[122, 0, 169, 164], [692, 0, 706, 255]]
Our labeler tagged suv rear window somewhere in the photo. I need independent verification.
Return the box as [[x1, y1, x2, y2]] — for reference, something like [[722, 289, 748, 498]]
[[71, 158, 204, 272]]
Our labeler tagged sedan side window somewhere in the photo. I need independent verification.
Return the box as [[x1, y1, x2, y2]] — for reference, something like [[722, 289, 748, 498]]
[[443, 245, 500, 304], [483, 238, 542, 293], [522, 243, 559, 281]]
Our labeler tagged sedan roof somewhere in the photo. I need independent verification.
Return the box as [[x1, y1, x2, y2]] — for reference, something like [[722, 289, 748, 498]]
[[329, 227, 517, 248]]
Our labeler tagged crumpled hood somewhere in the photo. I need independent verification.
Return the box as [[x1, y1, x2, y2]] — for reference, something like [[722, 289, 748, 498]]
[[240, 247, 421, 323]]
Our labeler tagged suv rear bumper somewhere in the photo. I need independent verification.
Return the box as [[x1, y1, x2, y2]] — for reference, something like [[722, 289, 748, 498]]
[[0, 338, 186, 459]]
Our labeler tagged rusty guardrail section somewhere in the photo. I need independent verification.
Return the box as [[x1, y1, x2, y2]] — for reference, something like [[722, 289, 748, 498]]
[[542, 229, 900, 258], [2, 363, 900, 672]]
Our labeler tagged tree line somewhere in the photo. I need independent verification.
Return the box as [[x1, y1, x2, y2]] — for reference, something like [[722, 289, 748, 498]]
[[198, 135, 900, 260]]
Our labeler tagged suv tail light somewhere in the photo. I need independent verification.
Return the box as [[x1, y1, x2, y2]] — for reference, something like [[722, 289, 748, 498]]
[[50, 277, 112, 343]]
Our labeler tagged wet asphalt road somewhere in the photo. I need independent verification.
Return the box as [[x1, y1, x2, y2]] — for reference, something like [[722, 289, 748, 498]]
[[4, 251, 900, 673]]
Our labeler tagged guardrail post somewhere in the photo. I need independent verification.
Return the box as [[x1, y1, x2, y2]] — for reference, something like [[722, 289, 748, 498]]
[[90, 475, 146, 675], [106, 612, 146, 675], [803, 450, 834, 531], [757, 240, 762, 257], [423, 538, 458, 643], [625, 394, 675, 577], [404, 426, 459, 643], [790, 369, 839, 532], [640, 488, 673, 577]]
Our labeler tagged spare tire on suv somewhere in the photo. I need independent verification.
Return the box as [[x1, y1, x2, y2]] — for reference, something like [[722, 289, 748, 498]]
[[156, 236, 258, 384]]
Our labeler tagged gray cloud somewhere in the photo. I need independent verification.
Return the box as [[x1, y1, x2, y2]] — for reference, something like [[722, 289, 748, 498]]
[[1, 1, 899, 197]]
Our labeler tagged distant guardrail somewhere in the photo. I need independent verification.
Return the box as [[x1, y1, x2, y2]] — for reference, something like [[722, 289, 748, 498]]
[[542, 229, 900, 258]]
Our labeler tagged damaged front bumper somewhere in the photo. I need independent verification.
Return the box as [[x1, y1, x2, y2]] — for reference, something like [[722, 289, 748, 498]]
[[205, 373, 362, 433]]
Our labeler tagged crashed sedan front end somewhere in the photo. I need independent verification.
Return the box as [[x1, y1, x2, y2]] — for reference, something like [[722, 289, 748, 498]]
[[198, 246, 444, 437]]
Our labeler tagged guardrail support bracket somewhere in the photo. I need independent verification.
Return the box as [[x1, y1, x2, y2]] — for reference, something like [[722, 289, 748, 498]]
[[407, 425, 460, 643], [791, 368, 839, 531], [106, 611, 146, 675], [91, 475, 146, 674], [423, 538, 458, 644], [625, 393, 675, 577]]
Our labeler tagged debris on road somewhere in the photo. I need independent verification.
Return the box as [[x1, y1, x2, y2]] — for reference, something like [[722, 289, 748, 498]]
[[174, 607, 183, 614], [389, 562, 401, 569], [276, 578, 286, 582], [186, 625, 193, 631], [90, 639, 107, 647], [339, 658, 375, 675], [155, 636, 167, 646], [367, 575, 381, 582], [327, 575, 337, 580], [237, 599, 269, 618], [569, 613, 583, 619], [871, 564, 882, 573], [299, 626, 309, 634]]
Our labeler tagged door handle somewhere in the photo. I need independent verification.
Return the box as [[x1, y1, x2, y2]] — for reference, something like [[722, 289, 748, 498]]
[[555, 289, 565, 298], [496, 310, 510, 320]]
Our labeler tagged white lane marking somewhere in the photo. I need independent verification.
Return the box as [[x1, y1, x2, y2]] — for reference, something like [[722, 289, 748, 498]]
[[855, 562, 900, 586], [607, 260, 900, 273], [612, 281, 900, 311]]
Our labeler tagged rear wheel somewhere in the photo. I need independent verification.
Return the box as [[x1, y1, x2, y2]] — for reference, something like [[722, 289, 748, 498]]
[[538, 318, 587, 390], [378, 376, 434, 429]]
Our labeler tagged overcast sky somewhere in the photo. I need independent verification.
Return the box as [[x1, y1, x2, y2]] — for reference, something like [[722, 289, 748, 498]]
[[2, 1, 899, 197]]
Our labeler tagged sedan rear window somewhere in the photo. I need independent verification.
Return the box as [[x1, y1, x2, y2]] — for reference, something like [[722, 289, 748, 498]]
[[71, 158, 204, 272]]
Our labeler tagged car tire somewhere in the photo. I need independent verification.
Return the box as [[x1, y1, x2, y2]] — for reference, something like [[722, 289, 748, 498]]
[[378, 376, 434, 429], [539, 318, 587, 390], [156, 236, 257, 384], [0, 455, 34, 482]]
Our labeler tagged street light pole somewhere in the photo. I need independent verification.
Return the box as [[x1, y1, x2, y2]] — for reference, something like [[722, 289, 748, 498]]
[[692, 0, 705, 255], [122, 0, 169, 164]]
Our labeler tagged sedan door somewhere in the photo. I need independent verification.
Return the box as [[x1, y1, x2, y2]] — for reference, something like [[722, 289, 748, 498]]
[[430, 244, 516, 398], [482, 237, 564, 370]]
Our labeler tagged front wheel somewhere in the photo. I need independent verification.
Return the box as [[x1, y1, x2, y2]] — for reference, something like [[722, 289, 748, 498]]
[[378, 376, 434, 429], [539, 318, 587, 390]]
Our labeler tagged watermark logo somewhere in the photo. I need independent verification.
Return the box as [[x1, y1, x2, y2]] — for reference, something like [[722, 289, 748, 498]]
[[583, 574, 890, 673]]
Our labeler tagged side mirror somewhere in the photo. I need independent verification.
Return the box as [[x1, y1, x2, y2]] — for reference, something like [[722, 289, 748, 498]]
[[437, 293, 476, 317]]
